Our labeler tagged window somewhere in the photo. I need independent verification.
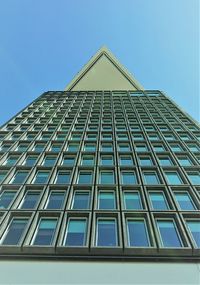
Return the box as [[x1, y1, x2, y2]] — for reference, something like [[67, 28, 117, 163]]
[[4, 156, 19, 166], [120, 156, 133, 166], [24, 156, 38, 166], [33, 171, 49, 184], [81, 155, 94, 166], [78, 171, 93, 184], [0, 191, 16, 209], [186, 220, 200, 247], [139, 157, 153, 166], [118, 143, 130, 152], [43, 156, 56, 167], [121, 172, 137, 184], [67, 143, 79, 152], [170, 144, 183, 152], [149, 192, 169, 210], [153, 145, 165, 152], [55, 171, 70, 184], [17, 143, 29, 152], [10, 171, 28, 184], [187, 144, 199, 152], [136, 145, 148, 152], [62, 156, 75, 166], [156, 220, 183, 247], [178, 157, 192, 166], [165, 172, 184, 185], [64, 219, 87, 246], [51, 144, 62, 152], [158, 157, 173, 166], [84, 143, 96, 152], [127, 219, 150, 247], [96, 219, 118, 247], [100, 171, 115, 184], [20, 191, 40, 209], [45, 192, 65, 209], [98, 192, 116, 209], [101, 143, 113, 152], [124, 192, 142, 210], [71, 191, 90, 209], [101, 155, 113, 166], [174, 192, 196, 210], [187, 172, 200, 185], [0, 171, 7, 183], [32, 219, 57, 245], [34, 143, 45, 152], [143, 172, 160, 185], [1, 218, 29, 245]]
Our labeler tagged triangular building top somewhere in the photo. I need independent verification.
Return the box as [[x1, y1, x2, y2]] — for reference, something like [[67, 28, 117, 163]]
[[65, 47, 143, 91]]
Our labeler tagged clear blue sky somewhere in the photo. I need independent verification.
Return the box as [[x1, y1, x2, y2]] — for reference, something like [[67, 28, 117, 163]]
[[0, 0, 199, 125]]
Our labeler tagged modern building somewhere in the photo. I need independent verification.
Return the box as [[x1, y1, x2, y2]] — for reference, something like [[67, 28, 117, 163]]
[[0, 47, 199, 284]]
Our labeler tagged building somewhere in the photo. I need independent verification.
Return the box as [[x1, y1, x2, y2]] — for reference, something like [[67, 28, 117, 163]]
[[0, 47, 199, 284]]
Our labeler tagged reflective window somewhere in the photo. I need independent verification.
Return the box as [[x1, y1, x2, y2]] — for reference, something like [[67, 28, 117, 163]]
[[139, 157, 153, 166], [84, 143, 96, 152], [1, 218, 29, 245], [62, 156, 75, 166], [127, 219, 150, 247], [118, 144, 130, 151], [43, 156, 57, 166], [158, 157, 173, 166], [4, 156, 19, 166], [96, 219, 118, 247], [81, 155, 94, 166], [101, 143, 113, 152], [51, 144, 62, 152], [174, 192, 196, 210], [33, 171, 50, 184], [32, 219, 57, 245], [149, 192, 169, 210], [165, 172, 184, 185], [20, 191, 40, 209], [120, 156, 133, 166], [157, 220, 182, 247], [100, 171, 115, 184], [124, 192, 142, 210], [143, 172, 160, 185], [24, 156, 38, 166], [187, 172, 200, 185], [72, 191, 90, 209], [55, 171, 70, 184], [178, 157, 192, 166], [186, 220, 200, 247], [11, 171, 29, 184], [0, 171, 8, 183], [101, 155, 113, 166], [0, 191, 16, 209], [78, 171, 93, 184], [46, 192, 65, 209], [64, 219, 87, 246], [121, 172, 137, 184], [67, 143, 79, 152], [98, 192, 116, 209]]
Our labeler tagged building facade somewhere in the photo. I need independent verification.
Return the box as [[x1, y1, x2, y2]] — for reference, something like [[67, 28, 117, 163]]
[[0, 48, 199, 284]]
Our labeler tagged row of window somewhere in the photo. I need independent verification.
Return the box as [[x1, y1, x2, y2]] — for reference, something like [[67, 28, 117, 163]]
[[0, 215, 199, 249]]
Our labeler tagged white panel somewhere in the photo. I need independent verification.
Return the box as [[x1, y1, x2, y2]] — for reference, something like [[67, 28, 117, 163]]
[[0, 260, 199, 285]]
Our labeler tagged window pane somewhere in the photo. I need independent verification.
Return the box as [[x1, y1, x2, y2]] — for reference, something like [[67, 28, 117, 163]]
[[33, 219, 57, 245], [100, 172, 115, 184], [82, 156, 94, 166], [56, 171, 70, 184], [187, 173, 200, 185], [127, 220, 150, 247], [46, 192, 65, 209], [33, 171, 49, 184], [1, 218, 28, 245], [174, 192, 196, 210], [11, 171, 28, 184], [178, 158, 192, 166], [120, 156, 133, 166], [62, 157, 75, 166], [0, 191, 16, 209], [43, 157, 56, 166], [101, 156, 113, 166], [124, 192, 142, 210], [165, 172, 183, 185], [78, 172, 93, 184], [139, 157, 153, 166], [72, 192, 90, 209], [143, 172, 160, 184], [65, 219, 87, 246], [20, 191, 40, 209], [96, 219, 118, 247], [24, 156, 37, 166], [157, 220, 182, 247], [98, 192, 116, 209], [149, 192, 169, 210], [158, 158, 173, 166], [186, 221, 200, 247], [121, 172, 137, 184]]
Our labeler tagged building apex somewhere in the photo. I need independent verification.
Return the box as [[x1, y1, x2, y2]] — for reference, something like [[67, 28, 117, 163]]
[[65, 46, 144, 91]]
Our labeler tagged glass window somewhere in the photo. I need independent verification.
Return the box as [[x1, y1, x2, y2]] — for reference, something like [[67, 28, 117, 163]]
[[43, 156, 56, 167], [187, 172, 200, 185], [67, 143, 79, 152], [149, 192, 169, 210], [153, 145, 165, 152], [100, 171, 115, 184], [96, 219, 118, 247], [11, 171, 29, 184], [84, 143, 96, 152], [64, 219, 87, 246], [1, 218, 29, 245], [186, 221, 200, 247], [124, 192, 142, 210], [158, 157, 173, 166], [127, 219, 150, 247], [139, 157, 153, 166], [46, 192, 65, 209], [17, 143, 29, 152], [24, 156, 38, 166], [4, 156, 19, 166], [62, 156, 75, 166], [20, 191, 40, 209], [157, 220, 182, 247], [72, 191, 90, 210], [143, 172, 160, 185], [101, 143, 113, 152], [136, 145, 148, 152], [120, 156, 133, 166], [32, 219, 57, 245], [118, 143, 130, 151], [78, 171, 93, 184], [0, 191, 16, 209], [81, 155, 94, 166], [0, 171, 7, 183], [121, 172, 137, 184], [34, 143, 45, 152], [98, 192, 116, 209], [188, 144, 199, 152], [170, 144, 183, 152], [33, 171, 49, 184], [101, 155, 113, 166], [165, 172, 183, 185], [174, 192, 196, 210], [55, 171, 70, 184], [51, 144, 62, 152], [178, 157, 192, 166]]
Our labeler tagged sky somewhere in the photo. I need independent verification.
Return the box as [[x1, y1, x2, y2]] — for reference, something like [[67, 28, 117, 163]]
[[0, 0, 199, 126]]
